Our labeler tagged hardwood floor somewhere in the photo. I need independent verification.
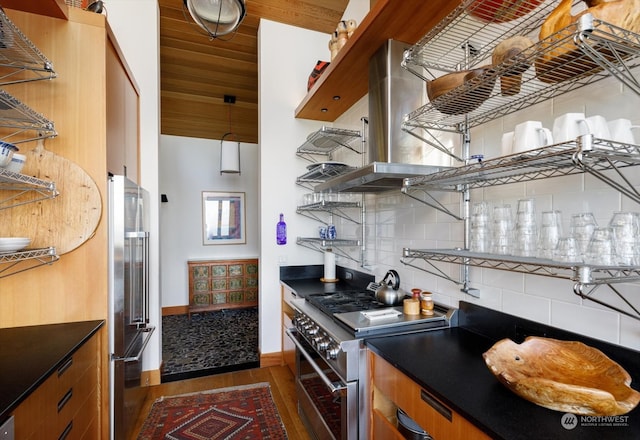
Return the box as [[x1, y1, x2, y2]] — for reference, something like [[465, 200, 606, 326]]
[[132, 365, 312, 439]]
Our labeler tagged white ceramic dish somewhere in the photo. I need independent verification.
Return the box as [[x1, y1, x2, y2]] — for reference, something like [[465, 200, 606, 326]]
[[5, 153, 26, 173], [0, 237, 31, 253]]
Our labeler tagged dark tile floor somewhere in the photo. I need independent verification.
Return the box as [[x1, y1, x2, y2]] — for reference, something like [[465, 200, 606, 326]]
[[161, 307, 259, 383]]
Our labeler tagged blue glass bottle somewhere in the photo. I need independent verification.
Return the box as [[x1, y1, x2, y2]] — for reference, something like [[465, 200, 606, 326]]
[[276, 213, 287, 245]]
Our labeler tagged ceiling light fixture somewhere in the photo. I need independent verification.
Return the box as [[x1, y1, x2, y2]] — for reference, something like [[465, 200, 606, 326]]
[[184, 0, 246, 39], [220, 94, 241, 175]]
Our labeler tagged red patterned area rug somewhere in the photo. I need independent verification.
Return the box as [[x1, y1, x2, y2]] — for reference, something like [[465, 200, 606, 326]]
[[137, 383, 289, 439]]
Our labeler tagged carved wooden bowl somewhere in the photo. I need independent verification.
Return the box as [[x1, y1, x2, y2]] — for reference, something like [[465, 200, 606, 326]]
[[483, 336, 640, 415]]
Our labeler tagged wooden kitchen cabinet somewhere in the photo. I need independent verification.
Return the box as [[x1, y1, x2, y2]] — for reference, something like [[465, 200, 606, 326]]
[[11, 331, 100, 440], [106, 27, 140, 183], [281, 285, 296, 374], [369, 350, 490, 440], [188, 259, 258, 316]]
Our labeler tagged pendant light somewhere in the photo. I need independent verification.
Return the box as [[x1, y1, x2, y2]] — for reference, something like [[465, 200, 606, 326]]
[[220, 95, 241, 175], [184, 0, 246, 39]]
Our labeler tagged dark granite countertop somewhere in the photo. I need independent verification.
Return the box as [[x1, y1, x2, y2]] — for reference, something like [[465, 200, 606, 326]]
[[0, 320, 104, 425], [366, 303, 640, 440], [280, 264, 374, 299]]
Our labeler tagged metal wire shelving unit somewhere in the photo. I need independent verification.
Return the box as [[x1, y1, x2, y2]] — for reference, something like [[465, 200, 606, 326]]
[[397, 0, 640, 317], [0, 247, 59, 278]]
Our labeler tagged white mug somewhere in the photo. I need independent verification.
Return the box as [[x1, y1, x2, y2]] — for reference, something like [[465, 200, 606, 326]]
[[607, 118, 640, 144], [501, 131, 514, 156], [586, 115, 610, 139], [513, 121, 553, 153], [552, 112, 590, 143]]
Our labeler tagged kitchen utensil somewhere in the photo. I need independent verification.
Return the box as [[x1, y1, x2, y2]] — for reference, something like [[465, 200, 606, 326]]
[[0, 138, 102, 255], [492, 36, 535, 96], [368, 269, 405, 306], [483, 336, 640, 415], [426, 65, 496, 115]]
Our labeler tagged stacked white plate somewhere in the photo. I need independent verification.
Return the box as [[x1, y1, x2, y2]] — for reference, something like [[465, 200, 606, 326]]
[[0, 237, 31, 253]]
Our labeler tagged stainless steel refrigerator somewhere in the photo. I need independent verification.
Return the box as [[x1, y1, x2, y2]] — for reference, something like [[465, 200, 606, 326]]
[[108, 174, 155, 440]]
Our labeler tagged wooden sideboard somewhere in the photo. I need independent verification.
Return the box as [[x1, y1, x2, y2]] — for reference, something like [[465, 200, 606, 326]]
[[188, 259, 258, 316]]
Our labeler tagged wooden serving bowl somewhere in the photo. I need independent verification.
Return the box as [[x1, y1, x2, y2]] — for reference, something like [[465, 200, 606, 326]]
[[483, 336, 640, 415], [426, 65, 496, 115], [466, 0, 544, 23]]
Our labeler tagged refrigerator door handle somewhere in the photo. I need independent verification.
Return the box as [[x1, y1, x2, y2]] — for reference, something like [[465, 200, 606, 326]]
[[125, 231, 150, 325], [111, 326, 155, 363]]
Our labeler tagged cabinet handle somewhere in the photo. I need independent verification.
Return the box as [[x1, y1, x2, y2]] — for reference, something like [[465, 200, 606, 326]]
[[58, 421, 73, 440], [420, 389, 452, 422], [58, 388, 73, 413], [58, 357, 73, 377]]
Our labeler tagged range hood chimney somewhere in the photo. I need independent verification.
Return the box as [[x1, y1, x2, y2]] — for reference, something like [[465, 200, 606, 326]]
[[316, 40, 447, 193]]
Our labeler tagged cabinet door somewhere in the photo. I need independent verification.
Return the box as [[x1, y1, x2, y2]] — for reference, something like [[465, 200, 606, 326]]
[[106, 38, 139, 182]]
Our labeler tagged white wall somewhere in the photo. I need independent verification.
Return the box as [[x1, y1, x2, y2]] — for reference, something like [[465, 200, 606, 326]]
[[258, 20, 332, 354], [158, 135, 260, 307], [103, 1, 162, 372]]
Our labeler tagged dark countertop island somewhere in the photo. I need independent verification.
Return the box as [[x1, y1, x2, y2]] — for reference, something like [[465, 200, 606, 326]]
[[366, 302, 640, 440], [0, 320, 104, 425]]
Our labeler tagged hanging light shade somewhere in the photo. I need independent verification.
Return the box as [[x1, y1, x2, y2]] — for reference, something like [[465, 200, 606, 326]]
[[184, 0, 246, 38], [220, 133, 241, 174]]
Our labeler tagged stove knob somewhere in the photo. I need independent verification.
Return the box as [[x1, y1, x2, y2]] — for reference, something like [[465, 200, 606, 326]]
[[307, 325, 319, 336], [311, 334, 324, 347], [316, 337, 329, 351], [326, 343, 340, 360]]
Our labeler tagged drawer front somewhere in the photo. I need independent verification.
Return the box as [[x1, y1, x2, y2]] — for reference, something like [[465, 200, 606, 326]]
[[372, 408, 405, 440], [56, 361, 99, 436], [56, 335, 98, 396], [372, 353, 490, 440]]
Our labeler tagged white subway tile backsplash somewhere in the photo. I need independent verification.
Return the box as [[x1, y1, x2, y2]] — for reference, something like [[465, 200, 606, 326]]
[[620, 316, 640, 351], [524, 275, 579, 304], [502, 290, 551, 324], [551, 300, 619, 344]]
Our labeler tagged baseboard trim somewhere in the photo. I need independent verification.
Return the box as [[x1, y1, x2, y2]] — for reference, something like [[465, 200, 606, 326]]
[[162, 305, 189, 316], [260, 351, 283, 368], [142, 369, 162, 386]]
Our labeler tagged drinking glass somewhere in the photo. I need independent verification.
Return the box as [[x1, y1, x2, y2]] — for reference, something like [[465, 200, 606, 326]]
[[470, 202, 491, 252], [554, 236, 580, 262], [570, 212, 598, 257], [585, 227, 616, 266], [538, 210, 563, 259], [608, 211, 640, 265], [513, 198, 537, 257], [491, 205, 513, 255]]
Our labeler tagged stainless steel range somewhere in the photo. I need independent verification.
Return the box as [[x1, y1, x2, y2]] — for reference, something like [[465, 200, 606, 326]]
[[286, 289, 457, 440]]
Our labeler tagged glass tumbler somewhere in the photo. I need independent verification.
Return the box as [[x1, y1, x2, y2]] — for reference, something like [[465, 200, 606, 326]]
[[470, 202, 491, 252], [570, 212, 598, 257], [491, 204, 514, 255], [585, 227, 616, 266], [608, 211, 640, 265], [554, 236, 580, 262], [513, 198, 537, 257], [537, 210, 563, 259]]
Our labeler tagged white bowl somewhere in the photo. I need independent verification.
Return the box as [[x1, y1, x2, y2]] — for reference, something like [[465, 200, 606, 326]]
[[0, 237, 31, 253], [5, 153, 25, 173], [0, 141, 18, 168]]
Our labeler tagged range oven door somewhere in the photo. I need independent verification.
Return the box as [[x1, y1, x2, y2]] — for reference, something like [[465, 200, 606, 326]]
[[286, 328, 358, 440]]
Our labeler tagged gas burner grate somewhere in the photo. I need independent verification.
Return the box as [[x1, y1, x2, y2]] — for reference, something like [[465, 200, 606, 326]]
[[305, 291, 388, 316]]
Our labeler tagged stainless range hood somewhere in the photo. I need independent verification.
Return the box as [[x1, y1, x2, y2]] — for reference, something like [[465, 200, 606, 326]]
[[316, 40, 447, 193]]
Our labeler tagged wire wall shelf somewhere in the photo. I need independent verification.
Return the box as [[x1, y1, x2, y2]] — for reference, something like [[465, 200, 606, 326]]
[[0, 247, 59, 278], [402, 4, 640, 135], [0, 8, 56, 85], [0, 168, 58, 210], [297, 200, 362, 224], [296, 127, 362, 162], [0, 90, 56, 143], [297, 237, 361, 263]]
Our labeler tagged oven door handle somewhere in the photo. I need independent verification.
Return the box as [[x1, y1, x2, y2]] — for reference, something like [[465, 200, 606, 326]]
[[285, 328, 347, 394]]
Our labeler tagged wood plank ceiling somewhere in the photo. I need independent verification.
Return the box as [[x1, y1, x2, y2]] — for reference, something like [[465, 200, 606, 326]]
[[159, 0, 350, 144]]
